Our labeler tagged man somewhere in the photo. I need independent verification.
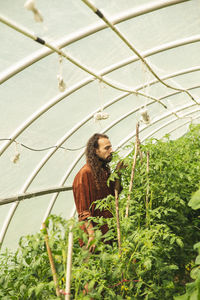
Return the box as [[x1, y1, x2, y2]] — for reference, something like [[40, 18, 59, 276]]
[[73, 133, 122, 252]]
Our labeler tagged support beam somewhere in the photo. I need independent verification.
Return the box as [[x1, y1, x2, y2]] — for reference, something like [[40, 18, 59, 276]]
[[0, 186, 72, 206], [0, 0, 192, 84]]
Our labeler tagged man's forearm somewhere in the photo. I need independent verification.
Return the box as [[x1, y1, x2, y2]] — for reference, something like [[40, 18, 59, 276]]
[[84, 220, 95, 237], [84, 220, 96, 252]]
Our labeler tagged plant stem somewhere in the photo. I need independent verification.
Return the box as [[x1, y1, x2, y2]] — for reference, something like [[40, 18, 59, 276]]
[[146, 151, 150, 227], [115, 187, 121, 254], [65, 225, 74, 300], [125, 122, 139, 218], [42, 222, 61, 298]]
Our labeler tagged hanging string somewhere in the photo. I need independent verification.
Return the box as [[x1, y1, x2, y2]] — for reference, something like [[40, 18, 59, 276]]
[[24, 0, 43, 23], [140, 106, 151, 124], [93, 80, 109, 122], [138, 62, 151, 125], [0, 138, 85, 153], [142, 62, 152, 98], [24, 0, 48, 37], [57, 54, 67, 92], [10, 141, 20, 164]]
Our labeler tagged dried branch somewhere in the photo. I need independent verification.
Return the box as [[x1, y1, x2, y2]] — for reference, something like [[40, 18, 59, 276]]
[[125, 122, 139, 218], [115, 184, 121, 254], [42, 222, 61, 298], [146, 151, 150, 226], [65, 225, 74, 300]]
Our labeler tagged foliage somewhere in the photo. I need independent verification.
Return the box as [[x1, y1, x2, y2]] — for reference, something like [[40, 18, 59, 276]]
[[174, 186, 200, 300], [0, 124, 200, 299], [0, 215, 69, 300]]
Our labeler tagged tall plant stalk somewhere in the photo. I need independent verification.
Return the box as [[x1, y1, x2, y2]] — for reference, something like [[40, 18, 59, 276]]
[[114, 186, 121, 254], [146, 151, 150, 227], [65, 224, 73, 300], [125, 122, 139, 218], [42, 222, 61, 298]]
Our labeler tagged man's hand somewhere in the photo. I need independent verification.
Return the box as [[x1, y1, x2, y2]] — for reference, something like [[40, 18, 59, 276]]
[[86, 235, 96, 253], [84, 220, 96, 252], [115, 160, 127, 193], [115, 160, 127, 173]]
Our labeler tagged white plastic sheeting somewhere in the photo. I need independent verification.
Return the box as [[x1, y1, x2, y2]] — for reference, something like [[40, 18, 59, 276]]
[[0, 0, 200, 249]]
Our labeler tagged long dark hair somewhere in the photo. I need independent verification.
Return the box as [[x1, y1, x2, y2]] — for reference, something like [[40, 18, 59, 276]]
[[85, 133, 110, 189]]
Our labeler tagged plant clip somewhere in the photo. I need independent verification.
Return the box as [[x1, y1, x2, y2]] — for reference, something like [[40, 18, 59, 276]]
[[109, 278, 139, 288], [59, 289, 70, 295]]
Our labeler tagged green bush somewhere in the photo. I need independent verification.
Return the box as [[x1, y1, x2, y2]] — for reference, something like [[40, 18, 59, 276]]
[[174, 187, 200, 300]]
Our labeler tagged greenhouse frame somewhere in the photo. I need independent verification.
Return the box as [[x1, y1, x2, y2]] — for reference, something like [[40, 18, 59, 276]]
[[0, 0, 200, 299]]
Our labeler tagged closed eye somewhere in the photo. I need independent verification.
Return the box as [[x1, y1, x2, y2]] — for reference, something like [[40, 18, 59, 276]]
[[105, 146, 111, 150]]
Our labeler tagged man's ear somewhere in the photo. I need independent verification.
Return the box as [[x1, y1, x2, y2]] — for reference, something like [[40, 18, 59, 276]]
[[95, 148, 99, 156]]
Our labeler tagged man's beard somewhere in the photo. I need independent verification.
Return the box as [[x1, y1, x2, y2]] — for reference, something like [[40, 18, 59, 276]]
[[105, 153, 113, 163], [98, 153, 113, 164]]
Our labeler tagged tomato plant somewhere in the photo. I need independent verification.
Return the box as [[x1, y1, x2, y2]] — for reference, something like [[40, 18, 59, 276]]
[[0, 124, 200, 299]]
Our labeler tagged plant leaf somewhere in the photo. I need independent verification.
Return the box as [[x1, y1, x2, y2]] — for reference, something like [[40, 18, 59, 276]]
[[188, 189, 200, 210]]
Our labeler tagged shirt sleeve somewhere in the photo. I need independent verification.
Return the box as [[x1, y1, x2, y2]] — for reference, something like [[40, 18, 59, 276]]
[[73, 168, 93, 221]]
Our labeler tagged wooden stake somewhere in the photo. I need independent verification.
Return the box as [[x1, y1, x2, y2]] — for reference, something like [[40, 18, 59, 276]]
[[65, 225, 74, 300], [146, 151, 150, 226], [138, 139, 143, 162], [125, 122, 139, 218], [115, 186, 121, 254], [42, 222, 61, 298]]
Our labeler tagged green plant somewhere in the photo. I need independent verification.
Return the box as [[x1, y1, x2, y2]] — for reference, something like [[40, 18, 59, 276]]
[[174, 187, 200, 300], [0, 124, 200, 299]]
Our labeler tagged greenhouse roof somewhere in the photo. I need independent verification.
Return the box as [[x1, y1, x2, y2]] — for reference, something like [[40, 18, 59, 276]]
[[0, 0, 200, 249]]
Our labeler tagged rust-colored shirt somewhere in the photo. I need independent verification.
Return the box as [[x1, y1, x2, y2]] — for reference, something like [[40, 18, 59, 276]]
[[73, 163, 115, 244]]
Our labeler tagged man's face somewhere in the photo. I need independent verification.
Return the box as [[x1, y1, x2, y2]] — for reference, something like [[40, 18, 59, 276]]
[[96, 138, 113, 163]]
